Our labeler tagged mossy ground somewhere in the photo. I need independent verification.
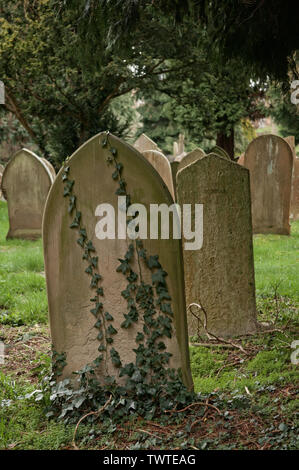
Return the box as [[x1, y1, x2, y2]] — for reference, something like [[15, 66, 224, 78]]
[[0, 201, 298, 450]]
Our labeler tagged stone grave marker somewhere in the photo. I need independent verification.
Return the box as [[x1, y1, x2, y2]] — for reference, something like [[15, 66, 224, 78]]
[[244, 134, 293, 234], [177, 153, 257, 338], [142, 149, 175, 200], [134, 133, 161, 153], [43, 132, 193, 389], [284, 136, 299, 221], [1, 148, 54, 239]]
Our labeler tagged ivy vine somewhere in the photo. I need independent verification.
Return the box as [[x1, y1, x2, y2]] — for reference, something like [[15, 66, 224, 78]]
[[44, 131, 194, 423]]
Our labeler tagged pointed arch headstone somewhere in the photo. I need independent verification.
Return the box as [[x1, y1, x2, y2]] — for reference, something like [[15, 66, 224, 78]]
[[142, 149, 175, 200], [1, 148, 53, 239], [177, 153, 257, 338], [134, 133, 161, 153], [43, 133, 193, 389], [244, 135, 293, 234]]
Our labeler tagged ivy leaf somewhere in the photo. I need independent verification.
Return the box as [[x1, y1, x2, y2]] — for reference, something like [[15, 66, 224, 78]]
[[110, 348, 122, 368], [105, 312, 113, 321], [136, 332, 144, 342], [107, 325, 117, 336], [147, 255, 161, 269], [152, 269, 167, 285]]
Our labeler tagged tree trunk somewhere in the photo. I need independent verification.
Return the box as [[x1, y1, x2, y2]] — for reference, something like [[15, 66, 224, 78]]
[[216, 128, 234, 160]]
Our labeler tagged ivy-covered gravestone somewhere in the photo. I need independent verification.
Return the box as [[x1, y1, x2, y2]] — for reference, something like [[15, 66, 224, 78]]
[[177, 153, 257, 338], [244, 135, 293, 234], [142, 149, 175, 200], [1, 149, 54, 239], [43, 133, 193, 391]]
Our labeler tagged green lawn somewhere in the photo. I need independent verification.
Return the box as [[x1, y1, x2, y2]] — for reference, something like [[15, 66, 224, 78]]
[[254, 223, 299, 301], [0, 200, 298, 450]]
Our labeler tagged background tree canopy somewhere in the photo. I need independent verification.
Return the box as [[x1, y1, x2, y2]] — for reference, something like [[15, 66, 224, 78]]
[[0, 0, 298, 164]]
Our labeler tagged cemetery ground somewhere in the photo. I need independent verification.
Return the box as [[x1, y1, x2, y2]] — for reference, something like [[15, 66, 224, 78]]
[[0, 200, 298, 451]]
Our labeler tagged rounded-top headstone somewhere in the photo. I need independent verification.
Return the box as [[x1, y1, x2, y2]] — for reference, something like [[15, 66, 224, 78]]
[[244, 134, 293, 235], [43, 132, 193, 389], [176, 148, 205, 171], [1, 148, 54, 239], [142, 149, 175, 200]]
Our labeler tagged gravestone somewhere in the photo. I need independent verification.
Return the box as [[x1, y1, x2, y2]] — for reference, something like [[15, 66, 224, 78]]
[[173, 134, 186, 159], [43, 132, 193, 389], [284, 136, 299, 221], [134, 133, 161, 153], [237, 154, 245, 166], [142, 149, 175, 200], [211, 146, 230, 160], [244, 135, 293, 234], [171, 149, 205, 199], [41, 158, 56, 181], [290, 155, 299, 221], [177, 153, 257, 338], [1, 148, 54, 239], [170, 161, 179, 200], [176, 148, 205, 170]]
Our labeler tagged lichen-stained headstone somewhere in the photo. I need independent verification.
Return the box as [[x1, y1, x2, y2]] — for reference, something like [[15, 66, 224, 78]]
[[133, 133, 161, 153], [284, 136, 299, 221], [177, 153, 257, 338], [142, 149, 175, 200], [244, 135, 293, 234], [1, 149, 54, 239], [43, 132, 193, 389]]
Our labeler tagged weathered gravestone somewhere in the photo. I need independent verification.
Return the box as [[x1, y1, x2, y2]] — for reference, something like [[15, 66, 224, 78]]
[[173, 134, 186, 160], [134, 133, 161, 153], [43, 133, 193, 389], [290, 156, 299, 221], [1, 149, 54, 239], [171, 149, 205, 199], [41, 158, 56, 181], [237, 154, 245, 166], [142, 149, 175, 200], [176, 148, 205, 170], [284, 136, 299, 221], [177, 153, 257, 338], [244, 135, 293, 235]]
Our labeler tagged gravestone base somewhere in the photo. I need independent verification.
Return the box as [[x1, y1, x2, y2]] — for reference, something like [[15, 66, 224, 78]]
[[6, 228, 42, 240]]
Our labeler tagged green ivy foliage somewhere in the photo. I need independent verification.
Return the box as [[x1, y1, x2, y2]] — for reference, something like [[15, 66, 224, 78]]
[[44, 132, 194, 423]]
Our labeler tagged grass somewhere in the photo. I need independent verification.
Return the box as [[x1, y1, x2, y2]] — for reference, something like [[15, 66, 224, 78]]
[[253, 221, 299, 301], [0, 200, 298, 450], [0, 201, 47, 325]]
